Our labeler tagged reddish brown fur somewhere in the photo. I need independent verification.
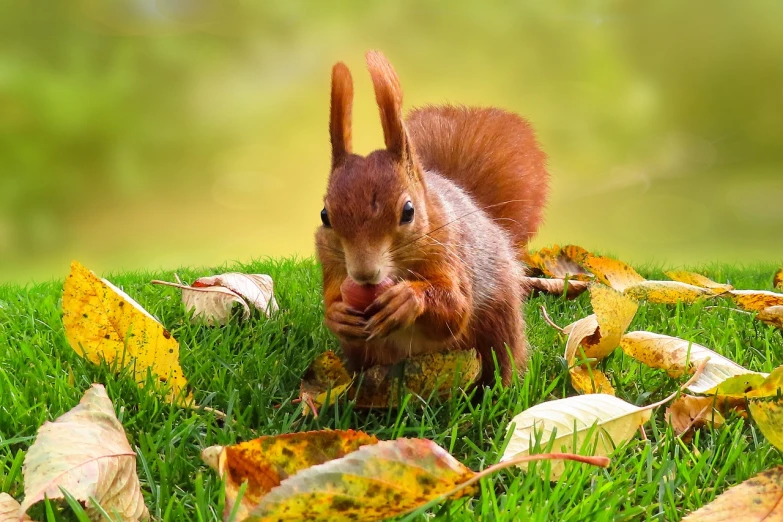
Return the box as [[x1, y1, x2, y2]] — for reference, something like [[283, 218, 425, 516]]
[[315, 50, 549, 386]]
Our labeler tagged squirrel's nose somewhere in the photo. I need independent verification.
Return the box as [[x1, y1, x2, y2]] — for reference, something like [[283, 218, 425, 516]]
[[349, 268, 382, 286]]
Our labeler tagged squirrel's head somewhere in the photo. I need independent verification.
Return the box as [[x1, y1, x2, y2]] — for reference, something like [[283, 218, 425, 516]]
[[317, 51, 431, 285]]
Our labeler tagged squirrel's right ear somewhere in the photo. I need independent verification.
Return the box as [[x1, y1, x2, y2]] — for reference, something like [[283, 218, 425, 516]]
[[330, 62, 353, 169], [365, 50, 408, 160]]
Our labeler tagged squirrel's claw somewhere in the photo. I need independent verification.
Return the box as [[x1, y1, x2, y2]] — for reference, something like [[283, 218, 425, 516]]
[[325, 301, 369, 340], [364, 282, 423, 340]]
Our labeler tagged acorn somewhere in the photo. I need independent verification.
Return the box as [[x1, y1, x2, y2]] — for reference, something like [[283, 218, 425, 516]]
[[340, 277, 395, 312]]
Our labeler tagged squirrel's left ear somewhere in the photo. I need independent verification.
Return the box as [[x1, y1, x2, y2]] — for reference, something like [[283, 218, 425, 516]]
[[330, 62, 353, 169], [366, 50, 412, 163]]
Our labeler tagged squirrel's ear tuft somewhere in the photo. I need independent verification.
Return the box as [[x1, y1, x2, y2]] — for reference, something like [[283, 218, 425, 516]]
[[330, 62, 353, 169], [366, 50, 408, 160]]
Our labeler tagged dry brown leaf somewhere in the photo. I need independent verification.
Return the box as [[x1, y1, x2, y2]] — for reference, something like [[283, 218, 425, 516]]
[[62, 261, 190, 402], [0, 493, 30, 521], [21, 384, 149, 521], [619, 331, 760, 393], [523, 277, 589, 299], [729, 289, 783, 312], [774, 268, 783, 290], [758, 305, 783, 329], [682, 466, 783, 521], [665, 395, 746, 442], [526, 245, 594, 281], [152, 272, 278, 326], [664, 270, 734, 293]]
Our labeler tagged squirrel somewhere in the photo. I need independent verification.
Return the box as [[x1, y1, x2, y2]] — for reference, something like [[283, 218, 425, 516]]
[[314, 50, 549, 386]]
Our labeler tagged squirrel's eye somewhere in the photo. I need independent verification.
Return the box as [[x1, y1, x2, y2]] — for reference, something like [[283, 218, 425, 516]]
[[321, 208, 331, 228], [400, 200, 415, 224]]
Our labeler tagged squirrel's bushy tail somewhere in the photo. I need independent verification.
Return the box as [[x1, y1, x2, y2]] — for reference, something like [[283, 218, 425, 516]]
[[406, 106, 549, 254]]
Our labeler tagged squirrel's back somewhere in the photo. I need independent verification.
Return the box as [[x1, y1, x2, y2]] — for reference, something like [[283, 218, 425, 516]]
[[406, 106, 549, 254]]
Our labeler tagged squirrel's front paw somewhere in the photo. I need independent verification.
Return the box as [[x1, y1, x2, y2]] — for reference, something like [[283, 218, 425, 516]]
[[325, 301, 369, 340], [364, 282, 424, 341]]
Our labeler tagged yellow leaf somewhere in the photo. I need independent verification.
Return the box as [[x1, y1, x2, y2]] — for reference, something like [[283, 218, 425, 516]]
[[758, 306, 783, 329], [502, 394, 651, 480], [664, 270, 733, 293], [526, 245, 594, 281], [62, 261, 189, 402], [202, 430, 378, 521], [575, 253, 645, 292], [299, 351, 353, 416], [682, 466, 783, 521], [0, 493, 31, 521], [619, 331, 760, 393], [749, 400, 783, 451], [729, 289, 783, 312], [704, 366, 783, 398], [624, 281, 713, 304], [570, 366, 615, 395], [774, 268, 783, 291], [21, 384, 149, 520]]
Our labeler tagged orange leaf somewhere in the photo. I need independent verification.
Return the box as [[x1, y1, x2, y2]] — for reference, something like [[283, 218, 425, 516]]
[[682, 466, 783, 521], [664, 270, 733, 293], [774, 268, 783, 290], [729, 289, 783, 312], [665, 395, 745, 443], [246, 438, 476, 521], [202, 430, 378, 520]]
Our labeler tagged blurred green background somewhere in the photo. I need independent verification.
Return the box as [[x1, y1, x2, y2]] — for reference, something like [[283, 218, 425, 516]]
[[2, 1, 782, 284]]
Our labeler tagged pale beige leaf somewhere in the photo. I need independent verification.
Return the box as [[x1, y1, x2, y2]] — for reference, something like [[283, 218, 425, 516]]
[[193, 273, 279, 316], [0, 493, 30, 522], [523, 277, 589, 299], [624, 281, 712, 304], [501, 394, 651, 480], [758, 306, 783, 329], [619, 331, 760, 393], [21, 384, 149, 521], [664, 271, 733, 293]]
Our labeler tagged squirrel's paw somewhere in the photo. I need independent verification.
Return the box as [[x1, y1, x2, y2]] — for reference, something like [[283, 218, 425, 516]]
[[364, 282, 424, 341], [325, 301, 369, 340]]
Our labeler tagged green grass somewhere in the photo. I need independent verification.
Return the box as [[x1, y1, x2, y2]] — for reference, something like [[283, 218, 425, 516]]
[[1, 258, 781, 521]]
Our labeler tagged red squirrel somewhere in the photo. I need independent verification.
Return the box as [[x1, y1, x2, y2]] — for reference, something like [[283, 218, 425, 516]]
[[315, 50, 549, 385]]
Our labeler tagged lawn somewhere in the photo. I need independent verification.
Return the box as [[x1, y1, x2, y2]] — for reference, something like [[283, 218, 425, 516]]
[[1, 258, 781, 521]]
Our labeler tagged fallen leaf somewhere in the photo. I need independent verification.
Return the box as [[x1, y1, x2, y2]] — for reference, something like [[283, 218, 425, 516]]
[[758, 306, 783, 329], [681, 466, 783, 521], [561, 284, 638, 395], [523, 277, 589, 299], [575, 253, 646, 292], [202, 430, 378, 521], [703, 366, 783, 398], [623, 280, 713, 304], [729, 289, 783, 312], [62, 261, 189, 402], [299, 349, 480, 411], [664, 270, 734, 293], [152, 272, 278, 326], [749, 400, 783, 451], [526, 245, 594, 281], [21, 384, 149, 521], [299, 351, 353, 416], [665, 395, 746, 442], [0, 493, 30, 521], [501, 394, 650, 480], [246, 438, 475, 521], [775, 268, 783, 291], [619, 331, 760, 393]]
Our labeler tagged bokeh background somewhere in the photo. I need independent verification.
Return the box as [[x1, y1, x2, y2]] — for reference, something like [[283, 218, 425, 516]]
[[2, 1, 782, 284]]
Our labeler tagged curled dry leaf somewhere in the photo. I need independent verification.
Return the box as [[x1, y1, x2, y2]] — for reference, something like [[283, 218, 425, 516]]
[[728, 289, 783, 312], [664, 270, 734, 293], [704, 366, 782, 399], [681, 466, 783, 521], [152, 272, 278, 326], [619, 331, 761, 394], [299, 349, 480, 411], [749, 400, 783, 451], [246, 438, 476, 521], [21, 384, 149, 521], [526, 245, 594, 281], [502, 394, 650, 480], [202, 430, 378, 521], [0, 493, 31, 522], [758, 305, 783, 329], [62, 261, 189, 402], [665, 395, 746, 443], [775, 268, 783, 291], [523, 276, 589, 299]]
